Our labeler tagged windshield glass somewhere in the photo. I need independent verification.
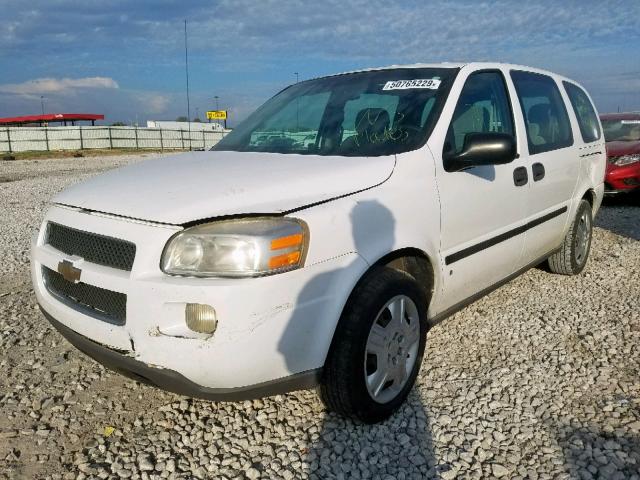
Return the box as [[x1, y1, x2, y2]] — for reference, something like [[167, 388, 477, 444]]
[[602, 119, 640, 142], [213, 67, 458, 156]]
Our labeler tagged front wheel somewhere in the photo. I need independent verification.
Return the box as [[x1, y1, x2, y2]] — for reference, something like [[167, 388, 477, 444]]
[[548, 199, 593, 275], [319, 267, 428, 423]]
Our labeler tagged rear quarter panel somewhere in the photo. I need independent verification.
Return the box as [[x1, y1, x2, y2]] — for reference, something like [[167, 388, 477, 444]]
[[559, 78, 606, 216]]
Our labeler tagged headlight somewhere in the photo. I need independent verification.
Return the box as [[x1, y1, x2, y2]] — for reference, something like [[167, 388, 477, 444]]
[[161, 217, 308, 277], [611, 154, 640, 166]]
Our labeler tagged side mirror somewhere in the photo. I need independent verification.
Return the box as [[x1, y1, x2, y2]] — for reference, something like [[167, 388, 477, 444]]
[[444, 132, 517, 172]]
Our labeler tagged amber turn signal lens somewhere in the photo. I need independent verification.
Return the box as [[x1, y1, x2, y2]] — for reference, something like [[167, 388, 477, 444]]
[[270, 233, 303, 251], [268, 251, 301, 270]]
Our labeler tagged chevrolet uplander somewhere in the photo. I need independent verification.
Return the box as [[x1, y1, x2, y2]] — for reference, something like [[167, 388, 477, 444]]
[[32, 63, 606, 423]]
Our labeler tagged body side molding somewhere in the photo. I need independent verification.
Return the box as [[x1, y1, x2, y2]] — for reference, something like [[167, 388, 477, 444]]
[[445, 206, 567, 265]]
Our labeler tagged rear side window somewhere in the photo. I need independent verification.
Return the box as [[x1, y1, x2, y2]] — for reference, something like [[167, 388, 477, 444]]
[[445, 71, 514, 155], [510, 71, 573, 155], [563, 82, 601, 143]]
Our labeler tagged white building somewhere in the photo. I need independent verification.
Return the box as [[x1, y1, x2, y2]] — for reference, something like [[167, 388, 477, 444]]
[[146, 121, 225, 132]]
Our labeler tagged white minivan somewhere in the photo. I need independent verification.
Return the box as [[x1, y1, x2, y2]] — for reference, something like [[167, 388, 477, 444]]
[[31, 63, 606, 423]]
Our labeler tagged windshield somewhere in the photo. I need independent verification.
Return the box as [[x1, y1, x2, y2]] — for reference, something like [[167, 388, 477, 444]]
[[213, 67, 458, 156], [602, 119, 640, 142]]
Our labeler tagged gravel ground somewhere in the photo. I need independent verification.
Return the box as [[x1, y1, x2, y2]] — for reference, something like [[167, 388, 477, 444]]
[[0, 153, 639, 480]]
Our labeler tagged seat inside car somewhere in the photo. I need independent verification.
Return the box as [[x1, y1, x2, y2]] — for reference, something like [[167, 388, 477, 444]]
[[528, 103, 560, 146], [622, 124, 640, 141], [451, 103, 490, 150], [340, 108, 390, 153]]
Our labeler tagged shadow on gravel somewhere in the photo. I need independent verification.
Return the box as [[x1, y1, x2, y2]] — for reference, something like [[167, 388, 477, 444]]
[[279, 200, 438, 478], [596, 192, 640, 241], [303, 392, 437, 479], [555, 425, 640, 478]]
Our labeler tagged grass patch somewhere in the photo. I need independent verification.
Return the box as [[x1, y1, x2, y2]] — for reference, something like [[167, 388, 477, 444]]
[[2, 148, 188, 161]]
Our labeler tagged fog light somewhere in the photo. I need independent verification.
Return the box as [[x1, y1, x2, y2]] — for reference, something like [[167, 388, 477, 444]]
[[185, 303, 217, 334]]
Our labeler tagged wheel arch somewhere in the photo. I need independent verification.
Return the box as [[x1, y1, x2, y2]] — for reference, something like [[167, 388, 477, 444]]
[[371, 248, 436, 307], [337, 247, 437, 331], [582, 188, 595, 207], [321, 246, 437, 371], [580, 187, 598, 215]]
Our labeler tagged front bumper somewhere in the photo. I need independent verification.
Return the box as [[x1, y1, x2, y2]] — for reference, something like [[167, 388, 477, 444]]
[[41, 306, 321, 400], [605, 162, 640, 193], [32, 204, 368, 392]]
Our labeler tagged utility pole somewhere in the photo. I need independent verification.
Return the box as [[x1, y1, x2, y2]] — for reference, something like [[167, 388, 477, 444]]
[[214, 96, 220, 127], [40, 96, 45, 115], [294, 73, 299, 132], [184, 19, 192, 150]]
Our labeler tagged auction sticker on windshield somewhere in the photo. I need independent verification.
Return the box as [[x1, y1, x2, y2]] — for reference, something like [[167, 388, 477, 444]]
[[382, 78, 441, 90]]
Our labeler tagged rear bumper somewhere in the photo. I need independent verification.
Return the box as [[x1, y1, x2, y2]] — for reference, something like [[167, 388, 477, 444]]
[[41, 306, 321, 401]]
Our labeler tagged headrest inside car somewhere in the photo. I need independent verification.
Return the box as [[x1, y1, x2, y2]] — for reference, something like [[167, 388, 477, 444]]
[[355, 108, 390, 136]]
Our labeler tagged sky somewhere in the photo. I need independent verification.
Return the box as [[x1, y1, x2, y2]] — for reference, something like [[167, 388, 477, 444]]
[[1, 0, 639, 125]]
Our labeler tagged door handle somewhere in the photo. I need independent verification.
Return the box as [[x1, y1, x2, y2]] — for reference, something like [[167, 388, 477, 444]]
[[532, 162, 545, 181], [513, 166, 528, 186]]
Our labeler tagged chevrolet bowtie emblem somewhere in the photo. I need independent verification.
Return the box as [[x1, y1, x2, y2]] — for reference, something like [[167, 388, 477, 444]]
[[58, 260, 82, 283]]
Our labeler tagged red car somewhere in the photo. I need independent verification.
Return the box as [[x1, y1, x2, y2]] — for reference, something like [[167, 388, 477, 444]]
[[600, 113, 640, 194]]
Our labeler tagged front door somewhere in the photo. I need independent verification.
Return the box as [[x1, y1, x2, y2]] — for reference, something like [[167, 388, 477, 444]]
[[434, 69, 529, 310]]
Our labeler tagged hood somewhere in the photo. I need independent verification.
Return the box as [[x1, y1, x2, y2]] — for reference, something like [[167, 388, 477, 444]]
[[53, 151, 395, 224], [605, 140, 640, 158]]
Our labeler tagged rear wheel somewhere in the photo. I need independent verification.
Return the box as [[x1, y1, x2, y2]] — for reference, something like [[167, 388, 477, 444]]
[[548, 199, 593, 275], [319, 267, 428, 423]]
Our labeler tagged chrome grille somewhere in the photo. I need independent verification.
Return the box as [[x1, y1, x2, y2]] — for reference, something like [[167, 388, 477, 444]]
[[46, 222, 136, 271], [42, 266, 126, 325]]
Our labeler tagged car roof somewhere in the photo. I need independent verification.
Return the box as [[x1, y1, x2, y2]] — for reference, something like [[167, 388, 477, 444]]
[[600, 112, 640, 121], [335, 62, 467, 74], [317, 62, 577, 84]]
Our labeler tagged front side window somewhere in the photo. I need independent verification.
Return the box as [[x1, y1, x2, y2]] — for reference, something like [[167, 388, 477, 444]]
[[563, 82, 601, 143], [444, 71, 514, 155], [213, 68, 458, 157], [510, 71, 573, 155]]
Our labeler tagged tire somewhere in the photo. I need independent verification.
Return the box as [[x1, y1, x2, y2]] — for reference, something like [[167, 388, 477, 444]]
[[319, 266, 428, 423], [548, 199, 593, 275]]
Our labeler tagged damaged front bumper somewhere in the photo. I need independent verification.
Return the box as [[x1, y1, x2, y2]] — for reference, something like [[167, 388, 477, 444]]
[[41, 306, 321, 400], [31, 204, 365, 395]]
